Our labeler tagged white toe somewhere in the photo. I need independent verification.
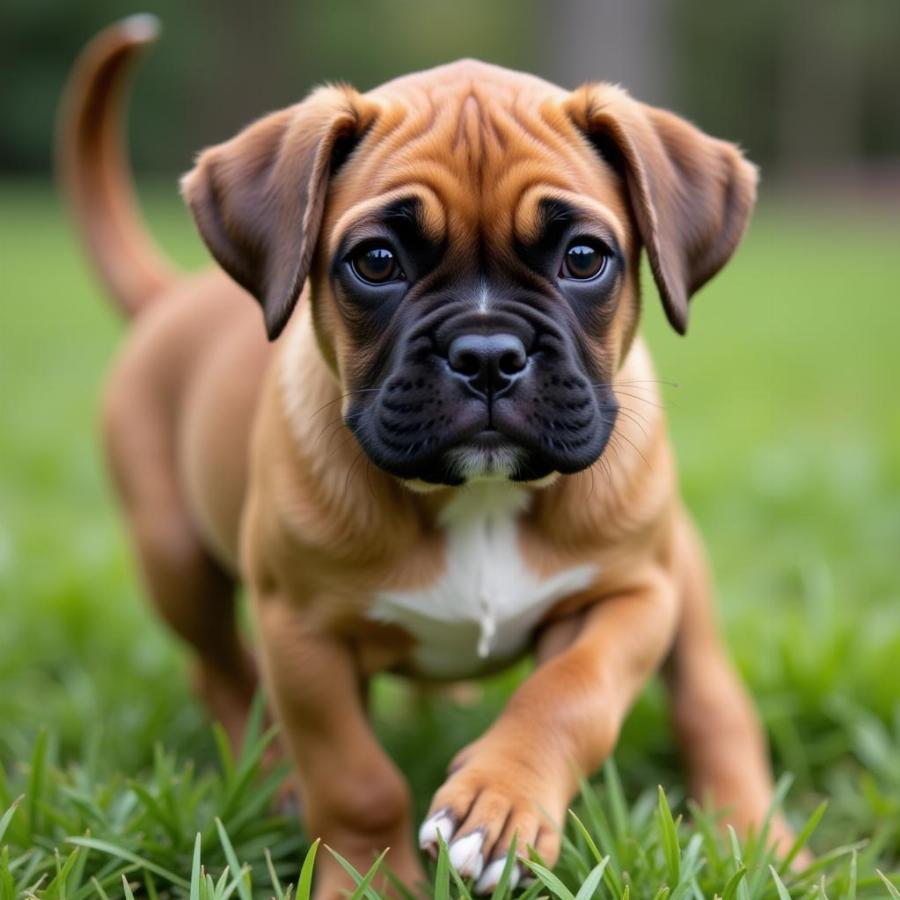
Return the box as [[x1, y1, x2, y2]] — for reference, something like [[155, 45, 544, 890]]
[[475, 857, 520, 894], [448, 830, 485, 879], [418, 810, 455, 852]]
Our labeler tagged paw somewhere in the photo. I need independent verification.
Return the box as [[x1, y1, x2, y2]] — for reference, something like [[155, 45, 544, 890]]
[[418, 762, 563, 894]]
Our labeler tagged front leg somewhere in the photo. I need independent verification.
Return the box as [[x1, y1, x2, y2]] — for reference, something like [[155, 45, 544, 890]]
[[254, 590, 426, 899], [420, 570, 678, 893]]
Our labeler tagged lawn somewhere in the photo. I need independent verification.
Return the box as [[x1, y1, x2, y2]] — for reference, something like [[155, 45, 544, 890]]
[[1, 179, 899, 898]]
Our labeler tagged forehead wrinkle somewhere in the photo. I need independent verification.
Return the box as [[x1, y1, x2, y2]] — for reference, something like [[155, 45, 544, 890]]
[[453, 94, 484, 153], [514, 186, 629, 247], [380, 160, 485, 235], [445, 86, 518, 189], [506, 93, 583, 163], [334, 79, 626, 259], [325, 185, 447, 257], [379, 86, 528, 197]]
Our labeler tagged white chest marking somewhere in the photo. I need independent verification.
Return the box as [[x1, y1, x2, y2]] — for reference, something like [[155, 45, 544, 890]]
[[370, 483, 597, 678]]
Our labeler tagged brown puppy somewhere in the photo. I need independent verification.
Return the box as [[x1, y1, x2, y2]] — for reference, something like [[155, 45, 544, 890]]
[[60, 17, 794, 898]]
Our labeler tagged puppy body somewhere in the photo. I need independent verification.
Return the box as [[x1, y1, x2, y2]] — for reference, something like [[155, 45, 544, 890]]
[[62, 20, 792, 897]]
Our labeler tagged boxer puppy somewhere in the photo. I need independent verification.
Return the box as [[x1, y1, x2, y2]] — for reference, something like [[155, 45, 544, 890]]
[[60, 16, 794, 897]]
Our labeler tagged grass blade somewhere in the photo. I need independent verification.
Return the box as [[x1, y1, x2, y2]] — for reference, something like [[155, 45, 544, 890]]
[[568, 809, 624, 897], [656, 786, 680, 887], [574, 857, 609, 900], [0, 796, 22, 844], [520, 858, 576, 900], [66, 837, 190, 889], [447, 855, 474, 900], [721, 866, 747, 900], [190, 832, 202, 900], [297, 839, 321, 900], [604, 759, 629, 840], [568, 810, 603, 865], [89, 877, 112, 900], [213, 723, 236, 783], [215, 817, 252, 900], [876, 870, 900, 899], [265, 848, 285, 900], [434, 834, 450, 900], [779, 800, 827, 873], [769, 865, 792, 900], [489, 839, 521, 900], [26, 730, 49, 841], [349, 848, 390, 900], [326, 845, 386, 900], [121, 874, 137, 900], [42, 847, 81, 898]]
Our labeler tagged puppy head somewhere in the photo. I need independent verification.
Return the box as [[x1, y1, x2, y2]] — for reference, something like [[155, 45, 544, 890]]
[[183, 63, 757, 486]]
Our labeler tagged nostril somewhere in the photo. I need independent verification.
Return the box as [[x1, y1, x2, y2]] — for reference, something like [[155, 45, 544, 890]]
[[448, 335, 488, 378], [498, 349, 526, 376], [454, 351, 481, 377]]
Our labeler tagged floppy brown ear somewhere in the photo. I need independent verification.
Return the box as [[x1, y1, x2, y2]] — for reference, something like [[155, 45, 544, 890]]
[[181, 85, 375, 339], [564, 84, 758, 334]]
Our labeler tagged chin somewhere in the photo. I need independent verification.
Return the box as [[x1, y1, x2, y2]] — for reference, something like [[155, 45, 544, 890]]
[[444, 444, 524, 483]]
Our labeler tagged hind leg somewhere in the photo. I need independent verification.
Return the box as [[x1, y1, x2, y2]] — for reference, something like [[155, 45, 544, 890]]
[[664, 512, 800, 857], [131, 502, 257, 752], [103, 380, 258, 752]]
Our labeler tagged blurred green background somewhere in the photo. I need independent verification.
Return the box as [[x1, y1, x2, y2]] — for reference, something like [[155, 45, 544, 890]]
[[1, 0, 899, 895], [3, 0, 900, 176]]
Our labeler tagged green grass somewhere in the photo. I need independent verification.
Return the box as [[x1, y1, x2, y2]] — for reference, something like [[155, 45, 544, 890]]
[[1, 178, 899, 897]]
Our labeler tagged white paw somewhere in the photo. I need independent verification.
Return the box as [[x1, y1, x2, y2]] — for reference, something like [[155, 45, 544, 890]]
[[475, 857, 521, 894], [447, 830, 485, 880], [418, 808, 455, 855]]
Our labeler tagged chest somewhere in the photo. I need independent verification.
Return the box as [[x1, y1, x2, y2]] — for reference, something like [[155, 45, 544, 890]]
[[368, 484, 596, 679]]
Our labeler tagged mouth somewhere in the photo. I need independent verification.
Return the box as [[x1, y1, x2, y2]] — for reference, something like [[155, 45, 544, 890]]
[[467, 428, 512, 448], [351, 390, 615, 483], [348, 349, 618, 485]]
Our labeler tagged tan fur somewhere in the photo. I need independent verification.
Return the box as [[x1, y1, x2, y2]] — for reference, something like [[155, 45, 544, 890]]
[[60, 21, 796, 899]]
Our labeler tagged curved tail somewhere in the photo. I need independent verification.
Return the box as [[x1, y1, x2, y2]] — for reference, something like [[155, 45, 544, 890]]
[[57, 15, 177, 318]]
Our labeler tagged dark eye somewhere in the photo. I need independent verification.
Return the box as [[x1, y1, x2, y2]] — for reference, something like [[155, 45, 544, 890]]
[[561, 242, 609, 280], [351, 244, 403, 284]]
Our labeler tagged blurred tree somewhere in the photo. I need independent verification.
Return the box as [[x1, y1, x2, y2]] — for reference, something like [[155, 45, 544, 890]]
[[0, 0, 536, 174], [671, 0, 900, 176], [537, 0, 673, 106], [777, 0, 866, 173], [0, 0, 897, 177]]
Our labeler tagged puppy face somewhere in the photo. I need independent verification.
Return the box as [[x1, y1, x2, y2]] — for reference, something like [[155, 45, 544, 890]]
[[319, 111, 636, 485], [183, 62, 757, 486]]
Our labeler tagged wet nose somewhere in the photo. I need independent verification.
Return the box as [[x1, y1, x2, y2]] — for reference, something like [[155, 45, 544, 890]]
[[447, 333, 529, 398]]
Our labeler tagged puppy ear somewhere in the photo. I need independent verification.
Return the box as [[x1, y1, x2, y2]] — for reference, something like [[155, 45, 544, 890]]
[[564, 84, 758, 334], [181, 85, 375, 339]]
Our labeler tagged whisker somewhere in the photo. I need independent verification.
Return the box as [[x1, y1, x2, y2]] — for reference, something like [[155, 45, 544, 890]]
[[314, 406, 368, 452], [596, 447, 614, 493], [613, 378, 681, 389], [601, 400, 651, 423], [364, 458, 378, 503], [609, 427, 650, 469], [342, 447, 367, 507], [610, 388, 667, 410], [599, 431, 625, 483], [315, 417, 351, 452], [613, 404, 650, 439], [310, 387, 381, 420]]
